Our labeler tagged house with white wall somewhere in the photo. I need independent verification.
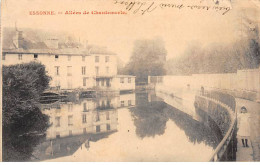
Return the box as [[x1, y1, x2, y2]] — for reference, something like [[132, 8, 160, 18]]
[[2, 28, 135, 92]]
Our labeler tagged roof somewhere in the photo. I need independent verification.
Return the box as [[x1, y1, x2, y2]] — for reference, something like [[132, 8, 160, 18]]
[[3, 47, 116, 56], [2, 27, 116, 56], [116, 75, 136, 78]]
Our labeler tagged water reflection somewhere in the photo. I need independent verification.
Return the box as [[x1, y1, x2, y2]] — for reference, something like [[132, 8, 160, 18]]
[[131, 91, 222, 147], [26, 91, 222, 161]]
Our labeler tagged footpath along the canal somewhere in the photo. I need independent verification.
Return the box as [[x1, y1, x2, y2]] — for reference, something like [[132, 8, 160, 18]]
[[236, 98, 260, 162]]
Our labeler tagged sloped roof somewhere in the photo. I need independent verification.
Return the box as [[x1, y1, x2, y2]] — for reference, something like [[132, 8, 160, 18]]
[[2, 28, 116, 55]]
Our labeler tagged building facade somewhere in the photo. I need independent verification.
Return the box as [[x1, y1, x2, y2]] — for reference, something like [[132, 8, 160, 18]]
[[2, 49, 135, 91]]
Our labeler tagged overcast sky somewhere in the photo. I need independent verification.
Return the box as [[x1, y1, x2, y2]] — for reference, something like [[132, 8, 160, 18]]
[[1, 0, 259, 63]]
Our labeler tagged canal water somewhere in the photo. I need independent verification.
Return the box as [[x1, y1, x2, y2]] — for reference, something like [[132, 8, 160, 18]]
[[10, 91, 223, 161]]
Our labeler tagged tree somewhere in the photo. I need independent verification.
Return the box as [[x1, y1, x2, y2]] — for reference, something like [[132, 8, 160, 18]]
[[124, 37, 167, 84], [2, 62, 51, 161]]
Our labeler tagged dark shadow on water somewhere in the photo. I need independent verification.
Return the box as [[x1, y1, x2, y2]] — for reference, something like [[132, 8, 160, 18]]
[[3, 107, 49, 161]]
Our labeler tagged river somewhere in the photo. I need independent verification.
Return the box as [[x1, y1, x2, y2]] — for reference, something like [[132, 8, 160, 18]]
[[13, 91, 223, 161]]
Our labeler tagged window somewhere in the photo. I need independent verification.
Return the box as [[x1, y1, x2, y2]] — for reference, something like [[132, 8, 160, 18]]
[[95, 56, 99, 63], [82, 56, 85, 61], [56, 132, 60, 138], [105, 56, 109, 62], [106, 111, 110, 120], [106, 67, 109, 74], [83, 103, 87, 111], [128, 78, 131, 83], [101, 80, 104, 86], [107, 124, 111, 131], [95, 67, 99, 75], [83, 78, 87, 86], [55, 108, 61, 113], [128, 100, 132, 106], [18, 54, 22, 60], [120, 78, 124, 83], [106, 79, 110, 87], [2, 53, 6, 60], [68, 55, 71, 61], [69, 130, 73, 136], [34, 54, 38, 59], [83, 128, 87, 134], [54, 66, 60, 76], [82, 66, 86, 75], [121, 101, 124, 107], [96, 112, 100, 122], [55, 117, 61, 127], [67, 66, 72, 76], [55, 55, 59, 60], [96, 125, 100, 133], [68, 104, 73, 112], [82, 114, 87, 123], [68, 115, 73, 126]]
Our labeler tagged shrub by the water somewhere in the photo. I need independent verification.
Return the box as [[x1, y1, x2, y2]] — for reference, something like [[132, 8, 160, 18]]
[[2, 62, 51, 161]]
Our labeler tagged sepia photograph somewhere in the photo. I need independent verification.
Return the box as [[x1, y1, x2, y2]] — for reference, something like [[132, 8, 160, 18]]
[[1, 0, 260, 162]]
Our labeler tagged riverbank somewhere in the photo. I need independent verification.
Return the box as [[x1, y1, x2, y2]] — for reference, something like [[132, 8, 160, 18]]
[[236, 98, 260, 161]]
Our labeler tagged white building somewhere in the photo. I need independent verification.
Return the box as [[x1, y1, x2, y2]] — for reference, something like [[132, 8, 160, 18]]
[[2, 29, 135, 92]]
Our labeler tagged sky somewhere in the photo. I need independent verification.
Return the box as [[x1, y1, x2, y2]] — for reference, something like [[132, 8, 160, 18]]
[[1, 0, 259, 63]]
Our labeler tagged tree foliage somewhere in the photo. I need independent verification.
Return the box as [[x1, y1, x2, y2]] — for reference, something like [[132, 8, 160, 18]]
[[2, 62, 51, 161], [166, 37, 259, 75], [123, 38, 167, 83], [166, 16, 260, 75]]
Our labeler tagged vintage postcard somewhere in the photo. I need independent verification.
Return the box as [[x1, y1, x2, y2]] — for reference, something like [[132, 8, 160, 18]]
[[1, 0, 260, 162]]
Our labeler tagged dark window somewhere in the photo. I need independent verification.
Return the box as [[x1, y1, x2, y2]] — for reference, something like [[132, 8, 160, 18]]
[[82, 66, 86, 75], [55, 66, 60, 76], [82, 114, 87, 123], [55, 117, 61, 127], [95, 56, 99, 62], [128, 100, 132, 106], [67, 66, 72, 76], [96, 113, 100, 121], [68, 115, 73, 126], [105, 56, 109, 62], [106, 111, 110, 120], [2, 53, 6, 60], [34, 54, 38, 59], [55, 55, 59, 60], [120, 78, 124, 83], [121, 101, 124, 107], [18, 54, 22, 60], [96, 125, 100, 132], [95, 67, 99, 75], [56, 132, 60, 138], [107, 124, 110, 131], [83, 78, 87, 86], [83, 103, 87, 111]]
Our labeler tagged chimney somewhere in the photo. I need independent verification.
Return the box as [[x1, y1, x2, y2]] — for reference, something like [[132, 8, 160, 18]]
[[13, 22, 23, 49]]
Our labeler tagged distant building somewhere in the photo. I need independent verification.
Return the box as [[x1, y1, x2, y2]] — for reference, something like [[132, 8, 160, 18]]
[[2, 28, 135, 92]]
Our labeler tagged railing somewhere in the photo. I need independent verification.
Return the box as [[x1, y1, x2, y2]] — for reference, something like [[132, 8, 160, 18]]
[[198, 91, 237, 162]]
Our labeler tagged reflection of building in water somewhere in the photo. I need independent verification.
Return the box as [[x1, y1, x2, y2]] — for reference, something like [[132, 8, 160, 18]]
[[118, 93, 136, 108], [42, 97, 119, 139], [32, 97, 119, 161], [32, 93, 136, 161]]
